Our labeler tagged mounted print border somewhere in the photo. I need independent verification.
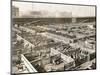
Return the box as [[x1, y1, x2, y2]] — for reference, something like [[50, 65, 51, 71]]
[[11, 0, 96, 74]]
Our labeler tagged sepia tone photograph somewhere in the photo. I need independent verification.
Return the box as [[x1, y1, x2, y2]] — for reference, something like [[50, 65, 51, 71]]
[[11, 0, 96, 74]]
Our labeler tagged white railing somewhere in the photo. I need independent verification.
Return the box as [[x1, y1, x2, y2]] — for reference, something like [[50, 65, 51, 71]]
[[21, 54, 37, 72]]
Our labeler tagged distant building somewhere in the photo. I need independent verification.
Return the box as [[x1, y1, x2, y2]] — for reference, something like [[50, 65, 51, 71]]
[[22, 10, 72, 18], [58, 12, 72, 18], [12, 6, 19, 17], [30, 11, 43, 17], [72, 17, 77, 23]]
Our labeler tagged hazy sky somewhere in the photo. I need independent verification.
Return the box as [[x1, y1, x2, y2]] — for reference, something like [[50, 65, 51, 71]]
[[12, 1, 95, 17]]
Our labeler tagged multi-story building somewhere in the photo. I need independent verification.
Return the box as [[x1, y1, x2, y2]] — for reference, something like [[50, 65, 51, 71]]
[[12, 6, 19, 17]]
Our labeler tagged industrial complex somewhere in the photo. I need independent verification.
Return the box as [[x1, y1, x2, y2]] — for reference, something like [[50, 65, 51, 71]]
[[11, 1, 96, 74]]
